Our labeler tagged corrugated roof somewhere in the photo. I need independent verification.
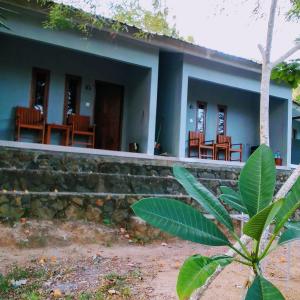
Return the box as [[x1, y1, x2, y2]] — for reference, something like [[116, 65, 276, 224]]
[[1, 0, 262, 73]]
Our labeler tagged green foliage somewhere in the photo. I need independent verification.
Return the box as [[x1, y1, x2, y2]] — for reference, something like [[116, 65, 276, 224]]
[[243, 199, 283, 241], [275, 177, 300, 232], [219, 186, 248, 213], [173, 166, 233, 231], [271, 60, 300, 89], [287, 0, 300, 20], [132, 197, 231, 246], [245, 276, 285, 300], [32, 0, 185, 40], [112, 0, 179, 38], [176, 255, 232, 300], [239, 144, 276, 217], [278, 222, 300, 245], [132, 144, 300, 299]]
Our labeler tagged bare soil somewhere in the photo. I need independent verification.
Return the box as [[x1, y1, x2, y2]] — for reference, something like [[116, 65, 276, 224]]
[[0, 221, 299, 299]]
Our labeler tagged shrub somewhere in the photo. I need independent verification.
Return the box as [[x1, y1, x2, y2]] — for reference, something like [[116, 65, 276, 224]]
[[132, 145, 300, 299]]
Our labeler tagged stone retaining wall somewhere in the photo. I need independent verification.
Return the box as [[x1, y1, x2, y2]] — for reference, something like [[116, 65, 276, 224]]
[[0, 146, 295, 225]]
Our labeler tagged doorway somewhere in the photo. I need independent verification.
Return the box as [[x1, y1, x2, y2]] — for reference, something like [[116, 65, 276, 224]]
[[94, 81, 124, 150]]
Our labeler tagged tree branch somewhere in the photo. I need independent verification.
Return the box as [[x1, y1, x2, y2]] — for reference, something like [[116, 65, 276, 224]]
[[264, 0, 278, 63], [258, 44, 266, 63], [271, 44, 300, 68], [275, 164, 300, 199]]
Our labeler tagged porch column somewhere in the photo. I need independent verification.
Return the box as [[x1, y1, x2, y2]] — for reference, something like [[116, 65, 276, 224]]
[[146, 66, 159, 155], [178, 75, 188, 158], [287, 97, 292, 166]]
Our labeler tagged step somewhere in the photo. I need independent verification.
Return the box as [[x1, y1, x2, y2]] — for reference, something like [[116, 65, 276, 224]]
[[0, 168, 242, 194], [0, 147, 241, 178], [0, 191, 196, 225], [0, 147, 292, 182]]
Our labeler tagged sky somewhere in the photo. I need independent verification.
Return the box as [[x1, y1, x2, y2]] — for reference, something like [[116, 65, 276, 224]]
[[162, 0, 299, 62], [61, 0, 300, 62]]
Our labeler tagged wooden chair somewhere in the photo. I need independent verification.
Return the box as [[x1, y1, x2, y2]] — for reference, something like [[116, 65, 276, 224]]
[[228, 140, 243, 162], [68, 115, 95, 148], [188, 131, 214, 159], [215, 135, 230, 160], [215, 135, 242, 162], [15, 106, 45, 143]]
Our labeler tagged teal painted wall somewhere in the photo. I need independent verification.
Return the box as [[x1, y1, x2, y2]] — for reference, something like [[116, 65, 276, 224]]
[[0, 34, 153, 152], [156, 52, 183, 156], [186, 78, 260, 160], [180, 55, 291, 163], [292, 119, 300, 164], [0, 2, 159, 154], [269, 97, 289, 164]]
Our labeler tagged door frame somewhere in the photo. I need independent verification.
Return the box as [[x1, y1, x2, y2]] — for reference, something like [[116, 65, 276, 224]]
[[94, 80, 124, 151]]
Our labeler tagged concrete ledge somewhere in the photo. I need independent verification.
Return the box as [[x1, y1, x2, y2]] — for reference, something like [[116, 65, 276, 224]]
[[1, 139, 289, 168]]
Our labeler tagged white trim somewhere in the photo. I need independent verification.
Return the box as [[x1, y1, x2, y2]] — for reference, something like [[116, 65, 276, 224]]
[[0, 140, 292, 170]]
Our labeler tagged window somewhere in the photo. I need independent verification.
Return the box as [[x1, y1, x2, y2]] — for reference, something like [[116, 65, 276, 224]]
[[30, 68, 50, 116], [64, 75, 81, 123], [196, 102, 207, 133], [217, 105, 227, 135]]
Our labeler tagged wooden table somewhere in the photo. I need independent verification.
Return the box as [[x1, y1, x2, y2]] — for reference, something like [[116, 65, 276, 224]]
[[44, 123, 70, 146]]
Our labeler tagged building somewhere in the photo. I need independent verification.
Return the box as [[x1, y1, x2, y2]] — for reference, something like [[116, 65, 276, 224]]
[[0, 0, 293, 165]]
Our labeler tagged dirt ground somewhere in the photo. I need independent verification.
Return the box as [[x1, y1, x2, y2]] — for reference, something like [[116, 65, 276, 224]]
[[0, 221, 300, 299]]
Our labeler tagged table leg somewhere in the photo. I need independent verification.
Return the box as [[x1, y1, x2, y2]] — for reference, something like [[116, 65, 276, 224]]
[[64, 128, 70, 146], [45, 126, 51, 144]]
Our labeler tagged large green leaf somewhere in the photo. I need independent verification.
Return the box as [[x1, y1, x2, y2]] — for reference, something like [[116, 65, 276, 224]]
[[177, 255, 233, 300], [131, 198, 231, 246], [278, 227, 300, 245], [173, 166, 233, 231], [275, 177, 300, 232], [243, 199, 283, 241], [286, 221, 300, 230], [245, 276, 285, 300], [219, 186, 248, 214], [239, 144, 276, 217]]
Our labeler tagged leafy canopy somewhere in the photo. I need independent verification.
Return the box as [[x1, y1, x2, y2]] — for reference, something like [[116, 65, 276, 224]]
[[33, 0, 185, 40], [132, 145, 300, 300], [271, 59, 300, 89]]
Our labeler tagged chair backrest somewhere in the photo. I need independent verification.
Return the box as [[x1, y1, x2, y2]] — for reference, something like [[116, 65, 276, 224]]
[[16, 106, 44, 125], [217, 135, 231, 144], [68, 114, 91, 131], [189, 131, 205, 146]]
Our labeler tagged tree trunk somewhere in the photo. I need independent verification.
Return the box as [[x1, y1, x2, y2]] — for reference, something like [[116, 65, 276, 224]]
[[259, 64, 272, 146]]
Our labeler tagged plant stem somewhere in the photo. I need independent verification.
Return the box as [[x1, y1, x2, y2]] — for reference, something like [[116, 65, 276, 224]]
[[258, 233, 276, 260], [229, 244, 252, 262], [234, 259, 253, 267], [231, 232, 252, 258]]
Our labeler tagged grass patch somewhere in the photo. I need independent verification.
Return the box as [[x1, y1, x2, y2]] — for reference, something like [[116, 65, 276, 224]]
[[98, 272, 132, 299], [0, 266, 47, 300]]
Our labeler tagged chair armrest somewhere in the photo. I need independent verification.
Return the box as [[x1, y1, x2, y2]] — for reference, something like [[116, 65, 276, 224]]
[[189, 138, 200, 142], [204, 140, 214, 144], [230, 143, 242, 150]]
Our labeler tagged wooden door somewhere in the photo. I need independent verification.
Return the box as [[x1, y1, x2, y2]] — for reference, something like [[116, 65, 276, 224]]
[[94, 81, 124, 150]]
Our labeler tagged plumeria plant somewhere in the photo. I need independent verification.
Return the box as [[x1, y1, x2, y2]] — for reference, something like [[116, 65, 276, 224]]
[[132, 145, 300, 299]]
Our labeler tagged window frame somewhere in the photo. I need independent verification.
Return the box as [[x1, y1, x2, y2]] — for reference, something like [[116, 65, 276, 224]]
[[216, 104, 227, 136], [63, 74, 82, 124], [195, 101, 207, 133], [30, 67, 50, 120]]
